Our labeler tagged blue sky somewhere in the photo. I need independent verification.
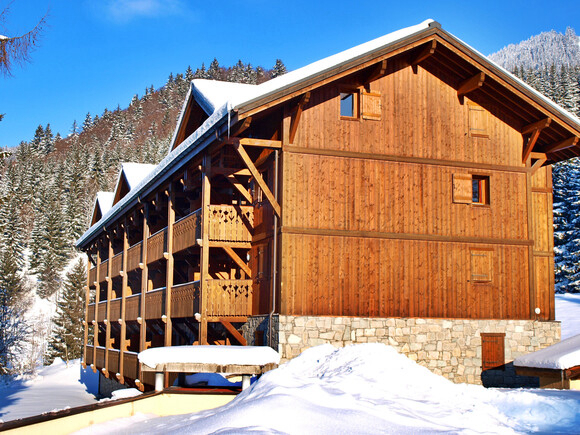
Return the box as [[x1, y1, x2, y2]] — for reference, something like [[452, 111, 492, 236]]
[[1, 0, 579, 148]]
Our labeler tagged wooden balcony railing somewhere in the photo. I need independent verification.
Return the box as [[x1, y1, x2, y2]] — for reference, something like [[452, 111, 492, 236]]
[[109, 298, 121, 322], [95, 346, 105, 368], [147, 228, 167, 263], [89, 267, 97, 285], [208, 205, 253, 243], [98, 259, 108, 283], [173, 209, 201, 253], [171, 281, 200, 318], [207, 279, 253, 317], [125, 293, 140, 320], [87, 304, 95, 323], [97, 301, 106, 321], [127, 241, 142, 271], [108, 349, 120, 375], [84, 346, 139, 381], [87, 278, 253, 324], [86, 205, 254, 288], [111, 252, 123, 278]]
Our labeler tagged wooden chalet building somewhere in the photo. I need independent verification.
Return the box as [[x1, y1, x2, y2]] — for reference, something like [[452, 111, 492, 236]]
[[78, 20, 580, 389]]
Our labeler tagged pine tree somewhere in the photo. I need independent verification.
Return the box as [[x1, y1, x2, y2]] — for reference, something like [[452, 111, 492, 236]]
[[271, 59, 287, 78], [208, 58, 221, 80], [82, 112, 93, 132], [0, 251, 27, 374], [46, 259, 86, 364]]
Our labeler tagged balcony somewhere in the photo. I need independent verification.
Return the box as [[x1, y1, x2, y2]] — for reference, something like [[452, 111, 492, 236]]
[[88, 205, 254, 283], [87, 279, 253, 323], [86, 346, 139, 380]]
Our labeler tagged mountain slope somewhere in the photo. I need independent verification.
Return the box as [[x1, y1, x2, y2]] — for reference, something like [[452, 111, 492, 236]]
[[489, 27, 580, 71]]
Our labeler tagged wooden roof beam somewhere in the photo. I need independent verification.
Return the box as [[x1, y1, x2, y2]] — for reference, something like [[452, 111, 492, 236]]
[[543, 136, 578, 154], [231, 117, 252, 137], [289, 92, 311, 144], [225, 137, 282, 149], [522, 117, 551, 135], [457, 72, 485, 104], [521, 118, 552, 163], [409, 40, 437, 74], [365, 59, 388, 83]]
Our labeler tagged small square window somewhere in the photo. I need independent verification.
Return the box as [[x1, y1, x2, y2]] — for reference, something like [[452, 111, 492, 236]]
[[340, 92, 358, 118], [472, 175, 490, 205]]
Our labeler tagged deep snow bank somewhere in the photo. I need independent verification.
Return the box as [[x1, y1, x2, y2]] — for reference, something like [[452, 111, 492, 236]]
[[77, 344, 580, 434]]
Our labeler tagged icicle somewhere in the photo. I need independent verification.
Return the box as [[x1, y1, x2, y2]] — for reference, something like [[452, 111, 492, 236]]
[[227, 101, 231, 138]]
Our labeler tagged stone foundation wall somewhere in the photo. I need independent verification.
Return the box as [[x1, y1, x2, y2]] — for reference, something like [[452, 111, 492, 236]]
[[274, 316, 560, 386]]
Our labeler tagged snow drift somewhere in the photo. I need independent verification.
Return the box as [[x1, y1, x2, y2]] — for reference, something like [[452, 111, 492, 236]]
[[80, 344, 580, 434]]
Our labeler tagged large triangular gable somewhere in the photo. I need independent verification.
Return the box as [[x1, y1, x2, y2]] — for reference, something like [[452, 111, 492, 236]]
[[112, 163, 157, 206], [90, 192, 114, 226], [224, 20, 580, 164]]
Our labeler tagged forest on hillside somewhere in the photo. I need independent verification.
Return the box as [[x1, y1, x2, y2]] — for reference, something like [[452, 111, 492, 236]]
[[0, 58, 287, 375]]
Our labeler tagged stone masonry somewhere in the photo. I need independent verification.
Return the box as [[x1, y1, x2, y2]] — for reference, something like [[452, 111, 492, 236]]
[[270, 315, 560, 386]]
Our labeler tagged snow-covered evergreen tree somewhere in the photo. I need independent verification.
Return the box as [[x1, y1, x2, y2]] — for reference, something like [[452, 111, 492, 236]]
[[271, 59, 287, 78], [46, 259, 86, 364]]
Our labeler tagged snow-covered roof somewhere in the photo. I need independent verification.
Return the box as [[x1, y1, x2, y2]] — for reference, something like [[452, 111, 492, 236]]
[[95, 192, 114, 215], [112, 163, 157, 206], [514, 334, 580, 370], [77, 19, 580, 248], [192, 80, 257, 116], [119, 163, 157, 190], [138, 345, 280, 369]]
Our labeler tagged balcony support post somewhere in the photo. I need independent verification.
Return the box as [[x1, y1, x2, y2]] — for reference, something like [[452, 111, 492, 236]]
[[138, 204, 150, 390], [104, 234, 113, 378], [93, 241, 102, 373], [164, 185, 175, 347], [119, 221, 129, 384], [200, 153, 211, 345]]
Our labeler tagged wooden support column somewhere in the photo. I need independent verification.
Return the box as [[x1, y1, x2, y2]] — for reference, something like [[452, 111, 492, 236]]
[[164, 186, 175, 347], [118, 222, 129, 384], [200, 153, 211, 345], [92, 243, 101, 373], [82, 252, 91, 369], [104, 235, 113, 378], [137, 205, 149, 391]]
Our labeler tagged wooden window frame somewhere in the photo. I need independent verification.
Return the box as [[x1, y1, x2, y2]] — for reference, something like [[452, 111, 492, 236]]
[[452, 173, 490, 206], [339, 89, 359, 120], [471, 175, 490, 206], [481, 332, 505, 371]]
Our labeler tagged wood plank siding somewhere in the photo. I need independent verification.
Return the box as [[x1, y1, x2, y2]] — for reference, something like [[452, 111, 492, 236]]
[[279, 63, 550, 320]]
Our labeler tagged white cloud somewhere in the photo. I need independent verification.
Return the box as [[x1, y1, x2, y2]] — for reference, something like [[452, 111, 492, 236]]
[[103, 0, 187, 23]]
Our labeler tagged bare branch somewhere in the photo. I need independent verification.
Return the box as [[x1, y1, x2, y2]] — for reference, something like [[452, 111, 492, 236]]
[[0, 8, 48, 76]]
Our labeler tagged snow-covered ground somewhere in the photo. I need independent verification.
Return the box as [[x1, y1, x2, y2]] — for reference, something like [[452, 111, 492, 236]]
[[79, 344, 580, 434], [0, 294, 578, 433], [0, 358, 96, 423]]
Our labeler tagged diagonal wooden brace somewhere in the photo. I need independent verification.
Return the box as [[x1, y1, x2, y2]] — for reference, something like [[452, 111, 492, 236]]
[[234, 142, 281, 218]]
